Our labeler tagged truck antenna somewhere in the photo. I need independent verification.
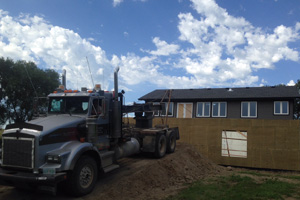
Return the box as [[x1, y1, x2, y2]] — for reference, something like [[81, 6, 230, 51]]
[[24, 65, 38, 98], [86, 56, 94, 88]]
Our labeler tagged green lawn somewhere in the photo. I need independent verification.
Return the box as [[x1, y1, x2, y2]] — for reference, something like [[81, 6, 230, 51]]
[[166, 173, 300, 200]]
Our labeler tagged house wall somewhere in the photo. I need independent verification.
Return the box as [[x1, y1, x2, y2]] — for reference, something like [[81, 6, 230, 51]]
[[227, 101, 240, 118], [125, 117, 300, 171], [257, 100, 294, 120], [159, 99, 294, 120], [227, 100, 294, 120]]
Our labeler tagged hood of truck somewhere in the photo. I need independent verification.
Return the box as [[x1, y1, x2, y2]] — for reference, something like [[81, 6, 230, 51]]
[[32, 114, 86, 145], [29, 114, 85, 135], [4, 115, 86, 145]]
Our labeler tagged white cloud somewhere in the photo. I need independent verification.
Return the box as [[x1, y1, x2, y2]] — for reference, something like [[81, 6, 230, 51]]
[[0, 10, 112, 90], [113, 0, 123, 7], [287, 80, 295, 86], [123, 31, 129, 37], [111, 53, 200, 89], [112, 53, 160, 85], [175, 0, 300, 87], [146, 37, 179, 56], [113, 0, 147, 7]]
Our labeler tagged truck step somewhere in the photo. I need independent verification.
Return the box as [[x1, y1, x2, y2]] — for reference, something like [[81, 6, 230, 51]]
[[101, 151, 115, 159], [103, 164, 119, 173], [100, 151, 116, 168]]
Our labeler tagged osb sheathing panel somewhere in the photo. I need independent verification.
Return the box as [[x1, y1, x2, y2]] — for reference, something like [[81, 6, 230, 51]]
[[148, 118, 300, 171]]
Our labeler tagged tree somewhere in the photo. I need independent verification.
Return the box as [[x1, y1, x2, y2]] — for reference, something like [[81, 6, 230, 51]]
[[295, 79, 300, 119], [0, 57, 60, 125], [272, 82, 300, 120]]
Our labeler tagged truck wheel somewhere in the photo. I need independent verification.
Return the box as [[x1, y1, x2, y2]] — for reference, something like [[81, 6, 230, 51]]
[[67, 155, 98, 197], [154, 133, 167, 158], [166, 132, 176, 153]]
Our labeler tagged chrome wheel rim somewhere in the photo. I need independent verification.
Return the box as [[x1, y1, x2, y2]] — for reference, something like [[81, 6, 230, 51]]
[[79, 165, 94, 189]]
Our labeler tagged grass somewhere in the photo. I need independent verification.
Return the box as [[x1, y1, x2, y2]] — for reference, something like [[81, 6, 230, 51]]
[[240, 170, 300, 181], [238, 170, 272, 177], [166, 174, 300, 200]]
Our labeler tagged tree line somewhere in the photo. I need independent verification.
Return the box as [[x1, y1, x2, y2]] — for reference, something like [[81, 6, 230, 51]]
[[293, 80, 300, 119], [0, 57, 60, 126]]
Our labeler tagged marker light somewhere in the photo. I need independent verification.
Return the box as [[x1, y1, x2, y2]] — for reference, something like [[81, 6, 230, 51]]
[[94, 84, 101, 91]]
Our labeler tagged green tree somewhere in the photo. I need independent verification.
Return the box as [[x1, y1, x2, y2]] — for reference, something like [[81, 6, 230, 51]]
[[0, 57, 60, 125], [295, 79, 300, 119]]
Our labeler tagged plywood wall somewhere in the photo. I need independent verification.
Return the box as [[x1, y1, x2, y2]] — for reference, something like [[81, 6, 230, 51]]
[[124, 117, 300, 171]]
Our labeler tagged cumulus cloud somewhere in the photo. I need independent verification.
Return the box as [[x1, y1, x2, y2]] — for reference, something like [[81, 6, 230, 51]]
[[111, 53, 200, 89], [146, 37, 180, 56], [287, 80, 295, 86], [175, 0, 300, 87], [0, 10, 112, 90]]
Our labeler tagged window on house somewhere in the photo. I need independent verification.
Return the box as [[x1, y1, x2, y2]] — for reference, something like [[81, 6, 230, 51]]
[[196, 102, 210, 117], [155, 102, 174, 116], [274, 101, 289, 115], [177, 103, 193, 118], [241, 102, 257, 118], [212, 102, 227, 117]]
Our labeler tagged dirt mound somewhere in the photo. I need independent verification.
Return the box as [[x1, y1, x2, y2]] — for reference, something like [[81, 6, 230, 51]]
[[92, 143, 224, 200], [0, 143, 224, 200]]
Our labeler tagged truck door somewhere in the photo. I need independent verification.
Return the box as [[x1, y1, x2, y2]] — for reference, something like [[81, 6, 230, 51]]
[[89, 97, 108, 123]]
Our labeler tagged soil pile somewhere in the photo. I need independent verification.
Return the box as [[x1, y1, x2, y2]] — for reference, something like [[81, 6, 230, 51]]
[[93, 143, 224, 200]]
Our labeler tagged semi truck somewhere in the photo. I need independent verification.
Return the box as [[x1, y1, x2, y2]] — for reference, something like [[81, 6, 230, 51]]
[[0, 67, 179, 196]]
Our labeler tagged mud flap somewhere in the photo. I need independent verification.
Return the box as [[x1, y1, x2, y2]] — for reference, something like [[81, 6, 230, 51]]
[[141, 136, 156, 153], [169, 127, 180, 140]]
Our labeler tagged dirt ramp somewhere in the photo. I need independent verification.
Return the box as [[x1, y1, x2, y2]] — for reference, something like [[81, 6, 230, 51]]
[[92, 143, 223, 200]]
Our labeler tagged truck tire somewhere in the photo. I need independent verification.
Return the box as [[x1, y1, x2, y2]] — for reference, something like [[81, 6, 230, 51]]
[[154, 133, 167, 158], [166, 132, 176, 153], [66, 155, 98, 197]]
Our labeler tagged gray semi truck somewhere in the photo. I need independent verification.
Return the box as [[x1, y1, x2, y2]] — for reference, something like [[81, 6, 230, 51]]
[[0, 67, 179, 196]]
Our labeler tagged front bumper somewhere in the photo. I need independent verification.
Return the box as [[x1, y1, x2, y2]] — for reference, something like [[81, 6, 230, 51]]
[[0, 167, 67, 186]]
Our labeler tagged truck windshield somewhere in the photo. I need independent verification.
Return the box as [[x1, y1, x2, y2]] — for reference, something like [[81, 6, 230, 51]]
[[48, 97, 89, 114]]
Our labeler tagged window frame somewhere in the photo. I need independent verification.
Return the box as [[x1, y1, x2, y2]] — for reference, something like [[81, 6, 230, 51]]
[[176, 102, 193, 118], [241, 101, 257, 118], [212, 102, 227, 118], [196, 102, 211, 117], [274, 101, 289, 115]]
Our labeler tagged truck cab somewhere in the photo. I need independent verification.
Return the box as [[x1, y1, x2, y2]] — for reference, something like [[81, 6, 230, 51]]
[[0, 84, 120, 195]]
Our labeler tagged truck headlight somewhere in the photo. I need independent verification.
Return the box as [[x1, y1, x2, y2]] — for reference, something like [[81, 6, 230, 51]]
[[46, 154, 61, 164]]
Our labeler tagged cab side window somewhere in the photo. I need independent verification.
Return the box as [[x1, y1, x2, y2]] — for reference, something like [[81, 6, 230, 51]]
[[91, 99, 102, 115]]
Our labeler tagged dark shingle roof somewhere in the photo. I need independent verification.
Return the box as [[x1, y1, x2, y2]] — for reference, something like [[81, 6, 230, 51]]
[[139, 86, 300, 101]]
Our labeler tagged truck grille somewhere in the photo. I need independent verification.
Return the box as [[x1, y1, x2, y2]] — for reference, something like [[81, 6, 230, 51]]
[[2, 137, 35, 169]]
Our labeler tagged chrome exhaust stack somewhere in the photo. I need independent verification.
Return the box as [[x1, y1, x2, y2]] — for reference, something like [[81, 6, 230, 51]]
[[112, 67, 121, 139]]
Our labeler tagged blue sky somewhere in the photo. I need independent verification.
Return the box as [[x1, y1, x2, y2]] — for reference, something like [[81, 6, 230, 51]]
[[0, 0, 299, 104]]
